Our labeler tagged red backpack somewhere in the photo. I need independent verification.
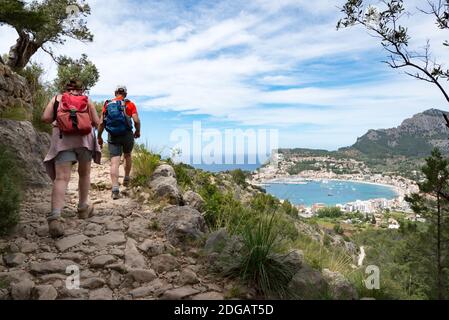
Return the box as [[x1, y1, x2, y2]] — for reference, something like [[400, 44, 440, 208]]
[[56, 93, 92, 136]]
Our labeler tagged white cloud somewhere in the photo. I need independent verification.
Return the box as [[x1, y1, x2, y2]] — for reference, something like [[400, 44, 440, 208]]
[[1, 0, 448, 150]]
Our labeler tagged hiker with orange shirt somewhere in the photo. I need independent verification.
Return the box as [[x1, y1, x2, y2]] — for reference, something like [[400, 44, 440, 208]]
[[97, 85, 141, 199], [42, 80, 101, 238]]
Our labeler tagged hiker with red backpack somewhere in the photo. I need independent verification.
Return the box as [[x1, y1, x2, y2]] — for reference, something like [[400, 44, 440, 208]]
[[42, 80, 101, 238], [97, 85, 141, 200]]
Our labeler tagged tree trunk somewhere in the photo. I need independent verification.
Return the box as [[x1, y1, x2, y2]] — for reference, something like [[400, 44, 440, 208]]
[[6, 31, 40, 71], [437, 194, 443, 300]]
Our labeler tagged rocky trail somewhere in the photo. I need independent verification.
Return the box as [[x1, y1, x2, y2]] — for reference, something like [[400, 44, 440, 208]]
[[0, 159, 228, 300]]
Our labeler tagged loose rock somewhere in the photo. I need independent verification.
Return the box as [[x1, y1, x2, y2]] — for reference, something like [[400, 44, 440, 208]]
[[3, 253, 26, 267], [127, 268, 157, 283], [90, 232, 126, 248], [89, 287, 113, 300], [11, 279, 35, 300], [55, 234, 88, 252], [159, 206, 207, 247], [151, 254, 179, 274], [179, 269, 199, 285], [30, 260, 77, 275], [191, 292, 224, 300], [20, 242, 38, 254], [33, 285, 58, 300], [138, 239, 165, 257], [125, 239, 146, 269], [182, 191, 205, 212], [161, 286, 199, 300], [91, 255, 116, 268], [81, 277, 106, 290]]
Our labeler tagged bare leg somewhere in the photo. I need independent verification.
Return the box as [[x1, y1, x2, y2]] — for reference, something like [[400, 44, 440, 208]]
[[78, 160, 92, 207], [124, 153, 132, 178], [51, 162, 72, 212], [110, 156, 121, 188]]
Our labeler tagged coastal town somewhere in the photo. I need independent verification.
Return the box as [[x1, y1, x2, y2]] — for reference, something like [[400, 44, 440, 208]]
[[250, 152, 421, 227]]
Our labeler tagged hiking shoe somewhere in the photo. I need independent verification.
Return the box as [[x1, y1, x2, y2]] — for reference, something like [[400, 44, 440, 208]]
[[123, 176, 131, 187], [48, 219, 65, 239], [112, 189, 120, 200], [77, 204, 94, 220]]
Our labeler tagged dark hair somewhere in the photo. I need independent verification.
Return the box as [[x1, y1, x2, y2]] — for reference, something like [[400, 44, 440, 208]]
[[65, 80, 84, 92], [115, 89, 127, 97]]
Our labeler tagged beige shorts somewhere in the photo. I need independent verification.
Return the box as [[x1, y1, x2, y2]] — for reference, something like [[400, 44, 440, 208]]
[[55, 147, 92, 164]]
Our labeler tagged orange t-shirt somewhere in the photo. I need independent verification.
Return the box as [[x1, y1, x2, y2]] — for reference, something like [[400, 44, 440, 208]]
[[102, 96, 137, 117]]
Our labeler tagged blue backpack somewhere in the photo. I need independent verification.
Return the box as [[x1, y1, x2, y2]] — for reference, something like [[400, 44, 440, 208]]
[[104, 99, 133, 136]]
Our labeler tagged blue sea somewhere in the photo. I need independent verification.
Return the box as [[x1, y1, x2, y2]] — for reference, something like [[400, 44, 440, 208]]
[[263, 180, 398, 207]]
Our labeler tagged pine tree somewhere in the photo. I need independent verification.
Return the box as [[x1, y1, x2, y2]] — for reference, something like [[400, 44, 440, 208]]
[[406, 149, 449, 299]]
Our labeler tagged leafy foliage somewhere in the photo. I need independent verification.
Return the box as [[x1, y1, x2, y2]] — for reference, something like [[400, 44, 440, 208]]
[[18, 62, 54, 133], [0, 0, 47, 33], [317, 207, 343, 218], [228, 169, 248, 187], [405, 149, 449, 299], [2, 0, 93, 71], [131, 144, 161, 187], [338, 0, 449, 103], [54, 54, 99, 93], [173, 163, 193, 190]]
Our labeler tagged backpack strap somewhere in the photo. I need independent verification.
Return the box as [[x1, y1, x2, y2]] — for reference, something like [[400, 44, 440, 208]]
[[121, 99, 132, 130], [52, 95, 60, 122]]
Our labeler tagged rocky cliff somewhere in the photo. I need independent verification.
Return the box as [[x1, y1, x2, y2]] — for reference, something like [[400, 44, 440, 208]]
[[0, 63, 32, 120], [0, 63, 50, 187], [348, 109, 449, 157], [0, 119, 50, 187]]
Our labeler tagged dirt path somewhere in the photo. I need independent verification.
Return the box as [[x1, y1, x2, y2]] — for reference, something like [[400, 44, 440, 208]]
[[0, 160, 226, 300]]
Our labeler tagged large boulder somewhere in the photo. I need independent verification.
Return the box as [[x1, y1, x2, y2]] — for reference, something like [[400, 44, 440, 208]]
[[159, 206, 207, 247], [204, 228, 229, 253], [0, 119, 51, 187], [288, 265, 329, 300], [183, 191, 205, 212], [322, 269, 358, 300], [11, 279, 35, 300], [281, 249, 304, 274], [0, 64, 32, 120], [148, 165, 182, 205], [151, 165, 176, 179], [203, 228, 244, 273]]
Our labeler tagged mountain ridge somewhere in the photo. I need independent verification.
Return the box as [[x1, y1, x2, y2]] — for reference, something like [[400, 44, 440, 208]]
[[343, 108, 449, 158]]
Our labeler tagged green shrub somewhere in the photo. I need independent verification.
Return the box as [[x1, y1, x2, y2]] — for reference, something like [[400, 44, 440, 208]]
[[317, 207, 343, 218], [280, 200, 299, 219], [225, 212, 296, 298], [293, 233, 354, 277], [333, 224, 344, 235], [19, 63, 54, 133], [0, 145, 22, 235], [131, 144, 161, 187], [173, 163, 193, 190], [200, 183, 250, 234], [250, 193, 280, 213], [229, 169, 248, 187]]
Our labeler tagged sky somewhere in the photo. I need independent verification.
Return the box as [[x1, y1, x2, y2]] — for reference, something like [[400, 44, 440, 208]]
[[1, 0, 449, 162]]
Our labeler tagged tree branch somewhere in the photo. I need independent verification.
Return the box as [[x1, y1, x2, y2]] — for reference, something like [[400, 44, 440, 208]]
[[40, 46, 61, 65]]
